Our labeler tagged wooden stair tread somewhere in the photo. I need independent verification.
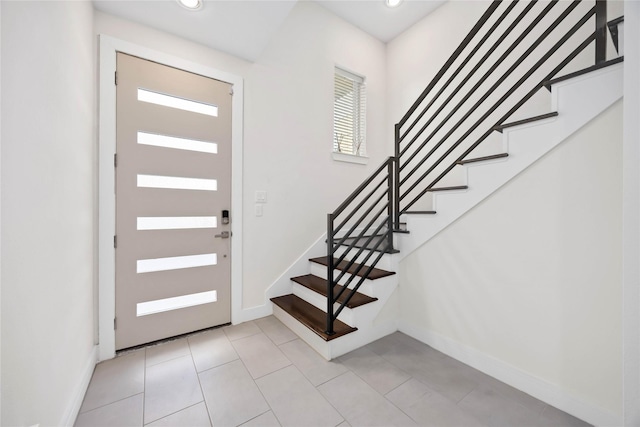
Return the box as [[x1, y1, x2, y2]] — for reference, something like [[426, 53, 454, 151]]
[[309, 257, 395, 280], [402, 210, 436, 215], [392, 229, 410, 234], [292, 274, 378, 308], [457, 153, 509, 165], [271, 294, 357, 341], [428, 185, 468, 192], [493, 112, 558, 133], [543, 57, 624, 91]]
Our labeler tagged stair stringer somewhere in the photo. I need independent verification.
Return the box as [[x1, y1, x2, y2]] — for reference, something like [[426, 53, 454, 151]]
[[263, 233, 327, 303], [396, 62, 623, 261]]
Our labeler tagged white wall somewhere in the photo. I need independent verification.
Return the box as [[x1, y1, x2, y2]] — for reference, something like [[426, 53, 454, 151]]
[[387, 0, 488, 129], [94, 1, 388, 312], [0, 1, 3, 422], [398, 100, 623, 423], [623, 1, 640, 425], [1, 1, 97, 426]]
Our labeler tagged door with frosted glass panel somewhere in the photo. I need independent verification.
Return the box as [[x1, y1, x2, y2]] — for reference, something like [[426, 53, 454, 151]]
[[115, 53, 232, 350]]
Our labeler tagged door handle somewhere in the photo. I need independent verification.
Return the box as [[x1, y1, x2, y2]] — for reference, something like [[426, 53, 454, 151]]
[[215, 231, 230, 239]]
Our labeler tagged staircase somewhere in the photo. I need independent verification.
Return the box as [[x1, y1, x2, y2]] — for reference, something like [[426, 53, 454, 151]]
[[271, 0, 624, 360]]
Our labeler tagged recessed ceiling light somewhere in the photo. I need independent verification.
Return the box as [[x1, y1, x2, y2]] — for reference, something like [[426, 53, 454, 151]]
[[385, 0, 403, 8], [177, 0, 203, 11]]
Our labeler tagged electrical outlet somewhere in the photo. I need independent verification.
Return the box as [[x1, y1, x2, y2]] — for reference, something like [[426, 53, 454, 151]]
[[255, 204, 263, 217]]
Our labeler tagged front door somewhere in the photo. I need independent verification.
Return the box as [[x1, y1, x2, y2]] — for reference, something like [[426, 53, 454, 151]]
[[115, 53, 232, 350]]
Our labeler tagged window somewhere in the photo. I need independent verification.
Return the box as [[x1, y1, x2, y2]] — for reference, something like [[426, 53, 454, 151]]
[[333, 67, 366, 162]]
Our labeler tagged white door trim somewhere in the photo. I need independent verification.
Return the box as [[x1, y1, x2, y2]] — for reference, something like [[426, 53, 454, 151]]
[[98, 35, 244, 361]]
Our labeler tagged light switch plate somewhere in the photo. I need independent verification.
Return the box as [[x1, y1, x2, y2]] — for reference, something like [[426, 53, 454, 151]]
[[255, 190, 267, 203]]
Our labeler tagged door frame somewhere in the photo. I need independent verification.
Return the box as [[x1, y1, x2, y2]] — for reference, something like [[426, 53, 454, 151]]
[[98, 35, 244, 361]]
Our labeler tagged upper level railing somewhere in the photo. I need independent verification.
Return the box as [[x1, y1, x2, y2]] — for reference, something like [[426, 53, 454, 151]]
[[325, 0, 612, 336], [394, 0, 609, 223]]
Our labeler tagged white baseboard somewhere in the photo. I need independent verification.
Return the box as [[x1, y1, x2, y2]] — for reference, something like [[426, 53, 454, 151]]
[[235, 304, 272, 324], [61, 345, 98, 426], [398, 322, 621, 427]]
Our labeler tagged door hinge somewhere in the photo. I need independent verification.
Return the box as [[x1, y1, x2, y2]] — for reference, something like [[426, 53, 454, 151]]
[[114, 153, 118, 168], [115, 71, 118, 85], [114, 235, 117, 248], [229, 86, 234, 96], [114, 318, 117, 330]]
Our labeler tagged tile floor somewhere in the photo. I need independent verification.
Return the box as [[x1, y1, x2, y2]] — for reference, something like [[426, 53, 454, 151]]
[[76, 316, 591, 427]]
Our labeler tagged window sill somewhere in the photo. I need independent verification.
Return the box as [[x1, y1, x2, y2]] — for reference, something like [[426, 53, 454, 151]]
[[332, 152, 368, 165]]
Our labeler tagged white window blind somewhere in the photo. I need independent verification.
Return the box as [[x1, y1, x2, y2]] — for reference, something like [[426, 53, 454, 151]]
[[333, 67, 366, 157]]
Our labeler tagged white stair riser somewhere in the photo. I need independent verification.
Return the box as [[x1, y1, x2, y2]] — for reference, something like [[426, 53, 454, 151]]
[[308, 263, 397, 297], [292, 282, 367, 326], [272, 304, 331, 360], [309, 263, 373, 295], [331, 246, 398, 270]]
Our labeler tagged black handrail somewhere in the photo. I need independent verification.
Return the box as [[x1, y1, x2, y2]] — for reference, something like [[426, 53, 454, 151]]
[[326, 0, 613, 336]]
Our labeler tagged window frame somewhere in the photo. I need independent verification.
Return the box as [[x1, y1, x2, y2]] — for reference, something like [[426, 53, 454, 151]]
[[332, 66, 367, 164]]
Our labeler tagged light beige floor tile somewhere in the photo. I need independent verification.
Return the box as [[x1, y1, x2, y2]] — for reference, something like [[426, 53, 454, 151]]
[[240, 411, 281, 427], [145, 402, 211, 427], [255, 316, 297, 345], [75, 393, 143, 427], [536, 405, 592, 427], [318, 372, 417, 426], [80, 349, 145, 413], [223, 321, 261, 341], [74, 331, 569, 427], [338, 346, 411, 395], [469, 371, 547, 416], [388, 332, 447, 359], [400, 388, 486, 427], [385, 378, 431, 409], [256, 365, 343, 427], [144, 355, 203, 424], [459, 384, 539, 426], [188, 328, 238, 372], [279, 339, 348, 386], [199, 359, 270, 426], [366, 334, 442, 376], [408, 355, 481, 403], [146, 338, 191, 367], [232, 332, 291, 379]]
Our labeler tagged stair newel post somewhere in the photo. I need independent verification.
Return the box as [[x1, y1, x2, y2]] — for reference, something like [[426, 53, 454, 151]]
[[595, 0, 607, 64], [394, 124, 401, 229], [326, 213, 335, 336], [386, 158, 394, 252]]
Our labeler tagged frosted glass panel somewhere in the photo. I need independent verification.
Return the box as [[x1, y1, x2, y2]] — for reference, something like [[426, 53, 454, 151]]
[[137, 174, 217, 191], [138, 132, 218, 154], [138, 88, 218, 116], [137, 290, 217, 317], [137, 253, 217, 273], [137, 216, 217, 230]]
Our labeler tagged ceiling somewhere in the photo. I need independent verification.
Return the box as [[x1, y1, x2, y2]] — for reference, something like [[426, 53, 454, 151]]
[[93, 0, 445, 62]]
